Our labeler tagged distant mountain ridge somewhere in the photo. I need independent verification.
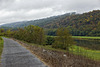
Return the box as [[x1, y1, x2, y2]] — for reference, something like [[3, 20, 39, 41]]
[[0, 12, 76, 28], [0, 10, 100, 36]]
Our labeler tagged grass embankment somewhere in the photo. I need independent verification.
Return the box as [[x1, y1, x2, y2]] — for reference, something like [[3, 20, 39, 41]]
[[23, 41, 100, 61], [0, 37, 3, 57], [0, 36, 3, 63]]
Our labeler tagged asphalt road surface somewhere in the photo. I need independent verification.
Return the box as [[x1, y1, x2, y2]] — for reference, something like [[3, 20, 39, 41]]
[[1, 38, 47, 67]]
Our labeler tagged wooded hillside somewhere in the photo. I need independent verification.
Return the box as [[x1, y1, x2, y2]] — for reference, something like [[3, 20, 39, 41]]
[[0, 10, 100, 36]]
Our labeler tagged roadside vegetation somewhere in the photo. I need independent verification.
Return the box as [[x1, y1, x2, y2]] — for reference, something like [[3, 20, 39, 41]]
[[0, 25, 100, 62], [0, 36, 3, 64], [23, 40, 100, 61], [0, 37, 3, 57]]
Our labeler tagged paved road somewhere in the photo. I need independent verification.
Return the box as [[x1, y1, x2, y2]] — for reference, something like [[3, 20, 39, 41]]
[[1, 38, 47, 67]]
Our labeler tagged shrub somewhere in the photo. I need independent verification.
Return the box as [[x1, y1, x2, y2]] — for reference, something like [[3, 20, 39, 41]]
[[46, 37, 55, 45]]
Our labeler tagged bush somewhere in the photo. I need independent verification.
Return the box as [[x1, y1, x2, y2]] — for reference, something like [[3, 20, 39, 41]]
[[46, 37, 55, 45], [0, 37, 2, 40]]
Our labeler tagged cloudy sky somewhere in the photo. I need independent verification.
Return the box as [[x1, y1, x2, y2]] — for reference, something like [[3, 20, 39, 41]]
[[0, 0, 100, 25]]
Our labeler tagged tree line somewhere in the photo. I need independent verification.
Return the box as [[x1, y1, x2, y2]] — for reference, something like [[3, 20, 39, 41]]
[[0, 25, 74, 51], [0, 25, 99, 61]]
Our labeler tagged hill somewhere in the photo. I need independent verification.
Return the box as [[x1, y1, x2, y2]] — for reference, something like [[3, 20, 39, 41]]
[[0, 12, 76, 28], [0, 10, 100, 36]]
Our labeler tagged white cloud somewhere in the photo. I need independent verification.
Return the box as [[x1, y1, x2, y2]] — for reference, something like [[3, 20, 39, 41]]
[[0, 0, 100, 25]]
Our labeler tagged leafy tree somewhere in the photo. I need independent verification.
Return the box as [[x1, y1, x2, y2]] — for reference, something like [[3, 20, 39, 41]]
[[12, 25, 46, 45], [24, 25, 45, 44], [52, 27, 74, 51]]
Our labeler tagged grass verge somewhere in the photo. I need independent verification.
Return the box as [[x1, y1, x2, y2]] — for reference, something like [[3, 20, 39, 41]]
[[0, 36, 3, 63]]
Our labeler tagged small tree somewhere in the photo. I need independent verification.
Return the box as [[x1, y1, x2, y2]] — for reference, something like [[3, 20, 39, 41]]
[[52, 27, 74, 51], [24, 25, 45, 45]]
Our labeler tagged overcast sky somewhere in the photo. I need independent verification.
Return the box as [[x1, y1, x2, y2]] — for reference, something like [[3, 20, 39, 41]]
[[0, 0, 100, 25]]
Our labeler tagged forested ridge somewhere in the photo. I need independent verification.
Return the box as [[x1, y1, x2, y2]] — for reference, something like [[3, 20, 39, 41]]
[[0, 10, 100, 36]]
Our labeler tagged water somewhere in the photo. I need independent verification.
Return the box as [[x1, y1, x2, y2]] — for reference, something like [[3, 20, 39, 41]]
[[75, 39, 100, 50]]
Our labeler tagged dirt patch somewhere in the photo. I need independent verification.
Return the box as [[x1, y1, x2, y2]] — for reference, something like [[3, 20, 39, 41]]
[[14, 39, 100, 67]]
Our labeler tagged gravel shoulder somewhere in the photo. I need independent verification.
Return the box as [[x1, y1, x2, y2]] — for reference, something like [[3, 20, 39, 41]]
[[1, 38, 47, 67]]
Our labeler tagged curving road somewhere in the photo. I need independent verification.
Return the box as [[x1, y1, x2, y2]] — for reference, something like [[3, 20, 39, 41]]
[[1, 38, 47, 67]]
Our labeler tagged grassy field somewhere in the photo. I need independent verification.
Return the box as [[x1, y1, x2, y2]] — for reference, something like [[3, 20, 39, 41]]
[[72, 36, 100, 39]]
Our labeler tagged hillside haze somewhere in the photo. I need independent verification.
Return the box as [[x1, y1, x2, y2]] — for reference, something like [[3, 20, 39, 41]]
[[0, 10, 100, 36], [0, 12, 76, 28]]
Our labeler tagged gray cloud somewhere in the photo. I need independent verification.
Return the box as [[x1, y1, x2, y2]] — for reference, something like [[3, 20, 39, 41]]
[[0, 0, 100, 25]]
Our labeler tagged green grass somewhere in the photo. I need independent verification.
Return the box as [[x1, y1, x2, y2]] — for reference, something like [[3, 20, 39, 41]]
[[44, 45, 100, 61], [69, 45, 100, 61], [72, 36, 100, 39], [47, 35, 100, 39], [0, 36, 3, 61]]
